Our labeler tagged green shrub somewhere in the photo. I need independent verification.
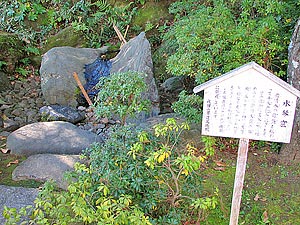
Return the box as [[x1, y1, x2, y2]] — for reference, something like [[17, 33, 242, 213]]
[[163, 0, 298, 84], [95, 71, 151, 125], [171, 90, 203, 123], [3, 68, 218, 223], [3, 164, 151, 225], [87, 118, 218, 223]]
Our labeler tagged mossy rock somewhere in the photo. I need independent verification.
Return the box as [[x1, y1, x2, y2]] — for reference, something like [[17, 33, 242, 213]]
[[42, 26, 86, 54], [0, 32, 24, 74], [132, 0, 174, 28], [23, 13, 51, 31]]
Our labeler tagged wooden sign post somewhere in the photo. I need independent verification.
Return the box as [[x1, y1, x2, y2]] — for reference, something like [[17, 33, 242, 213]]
[[193, 62, 300, 225], [229, 138, 249, 225]]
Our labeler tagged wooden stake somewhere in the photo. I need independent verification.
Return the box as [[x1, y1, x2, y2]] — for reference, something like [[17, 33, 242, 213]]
[[113, 24, 127, 45], [124, 25, 129, 40], [73, 72, 93, 106], [229, 138, 249, 225]]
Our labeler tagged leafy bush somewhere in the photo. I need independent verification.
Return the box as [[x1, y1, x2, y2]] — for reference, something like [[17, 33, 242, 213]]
[[3, 164, 151, 225], [95, 71, 151, 125], [163, 0, 298, 84], [87, 118, 218, 223], [3, 67, 218, 224], [171, 90, 203, 123], [0, 0, 138, 49]]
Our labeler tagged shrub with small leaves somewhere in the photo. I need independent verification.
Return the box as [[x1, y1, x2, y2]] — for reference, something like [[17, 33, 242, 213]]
[[3, 163, 152, 225], [95, 71, 151, 125], [163, 0, 298, 84], [171, 90, 203, 123]]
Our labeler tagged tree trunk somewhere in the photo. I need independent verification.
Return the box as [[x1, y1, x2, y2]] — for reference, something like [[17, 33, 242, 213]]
[[280, 19, 300, 163]]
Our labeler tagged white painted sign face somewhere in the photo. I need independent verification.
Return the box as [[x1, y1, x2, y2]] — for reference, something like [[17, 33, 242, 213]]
[[202, 69, 297, 143]]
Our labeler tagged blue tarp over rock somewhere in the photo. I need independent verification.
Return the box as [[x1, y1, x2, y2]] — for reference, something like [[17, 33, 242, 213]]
[[84, 58, 112, 98]]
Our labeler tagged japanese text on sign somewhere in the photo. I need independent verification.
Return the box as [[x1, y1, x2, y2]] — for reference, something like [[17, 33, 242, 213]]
[[202, 73, 297, 143]]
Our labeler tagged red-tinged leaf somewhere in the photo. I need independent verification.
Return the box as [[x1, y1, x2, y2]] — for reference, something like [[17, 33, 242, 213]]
[[1, 148, 9, 154], [260, 197, 267, 202], [214, 160, 227, 167], [6, 160, 19, 167], [254, 193, 259, 201], [262, 211, 269, 223], [214, 167, 225, 171]]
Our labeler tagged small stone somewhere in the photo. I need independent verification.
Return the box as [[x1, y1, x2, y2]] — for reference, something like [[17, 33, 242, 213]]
[[39, 105, 85, 124], [95, 123, 106, 129], [18, 100, 28, 108], [0, 104, 12, 110], [82, 123, 93, 131], [3, 119, 20, 132], [36, 99, 44, 108], [78, 106, 86, 111], [11, 108, 23, 117], [96, 129, 103, 135], [13, 117, 24, 123], [0, 131, 11, 137], [26, 110, 38, 123], [3, 108, 13, 116], [108, 119, 116, 125], [86, 112, 94, 119], [5, 95, 14, 103], [101, 117, 109, 124], [14, 81, 23, 91]]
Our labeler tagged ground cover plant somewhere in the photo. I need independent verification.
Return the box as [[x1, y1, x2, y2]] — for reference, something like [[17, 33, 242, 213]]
[[2, 71, 218, 224], [1, 0, 300, 224]]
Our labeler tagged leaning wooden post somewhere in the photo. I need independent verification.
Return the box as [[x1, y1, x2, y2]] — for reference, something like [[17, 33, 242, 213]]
[[229, 138, 249, 225], [73, 72, 93, 106]]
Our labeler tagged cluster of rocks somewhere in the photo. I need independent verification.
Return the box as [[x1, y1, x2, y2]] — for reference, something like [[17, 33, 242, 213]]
[[0, 78, 46, 133], [0, 33, 159, 189], [0, 31, 190, 192]]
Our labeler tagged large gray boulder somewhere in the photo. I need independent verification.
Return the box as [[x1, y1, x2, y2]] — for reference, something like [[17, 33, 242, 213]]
[[7, 121, 102, 156], [0, 185, 39, 224], [40, 32, 160, 118], [111, 32, 160, 121], [40, 46, 108, 107], [12, 154, 83, 189]]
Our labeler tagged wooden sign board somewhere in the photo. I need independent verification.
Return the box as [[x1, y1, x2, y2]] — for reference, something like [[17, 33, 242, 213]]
[[194, 62, 300, 143], [193, 62, 300, 225]]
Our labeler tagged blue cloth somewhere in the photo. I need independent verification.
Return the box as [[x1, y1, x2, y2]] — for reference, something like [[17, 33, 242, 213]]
[[83, 58, 112, 98]]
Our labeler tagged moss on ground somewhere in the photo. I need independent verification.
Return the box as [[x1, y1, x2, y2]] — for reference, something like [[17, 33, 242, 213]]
[[200, 144, 300, 225], [0, 137, 42, 188]]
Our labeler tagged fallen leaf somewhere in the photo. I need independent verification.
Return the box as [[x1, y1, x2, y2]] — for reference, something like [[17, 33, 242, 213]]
[[260, 197, 267, 202], [254, 193, 260, 201], [214, 160, 227, 167], [214, 167, 225, 171], [6, 160, 19, 167], [101, 117, 109, 124], [201, 164, 209, 169], [262, 210, 269, 223], [1, 148, 9, 154]]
